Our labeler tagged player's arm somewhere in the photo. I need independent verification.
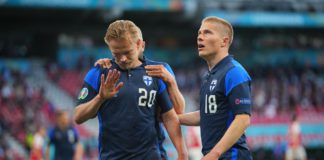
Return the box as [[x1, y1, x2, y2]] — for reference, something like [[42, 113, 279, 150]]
[[72, 128, 83, 160], [73, 142, 83, 160], [157, 80, 188, 160], [162, 109, 188, 160], [74, 95, 105, 124], [74, 69, 123, 124], [204, 114, 250, 159], [203, 67, 252, 160], [178, 111, 200, 126], [145, 64, 185, 114]]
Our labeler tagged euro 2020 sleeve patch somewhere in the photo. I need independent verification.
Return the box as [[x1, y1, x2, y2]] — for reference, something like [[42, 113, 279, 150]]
[[78, 87, 89, 100]]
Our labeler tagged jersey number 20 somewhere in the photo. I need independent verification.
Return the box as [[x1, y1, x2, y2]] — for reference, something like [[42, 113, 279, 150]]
[[205, 95, 217, 113], [138, 88, 157, 107]]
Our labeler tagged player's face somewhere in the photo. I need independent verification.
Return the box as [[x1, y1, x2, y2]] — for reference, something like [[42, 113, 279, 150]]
[[197, 21, 223, 59], [58, 112, 69, 128], [108, 37, 142, 70]]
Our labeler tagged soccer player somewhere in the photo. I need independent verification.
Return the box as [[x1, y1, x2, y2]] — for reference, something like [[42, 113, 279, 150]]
[[285, 114, 307, 160], [95, 58, 185, 160], [179, 16, 253, 160], [46, 110, 83, 160], [30, 126, 46, 160], [74, 20, 187, 160]]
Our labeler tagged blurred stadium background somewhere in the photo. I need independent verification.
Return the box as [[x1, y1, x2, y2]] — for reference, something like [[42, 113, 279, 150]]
[[1, 0, 324, 159]]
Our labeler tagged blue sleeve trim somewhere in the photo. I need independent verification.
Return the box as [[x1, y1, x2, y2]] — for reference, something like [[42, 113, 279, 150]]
[[158, 79, 167, 94], [84, 66, 101, 92], [225, 65, 251, 96], [163, 63, 175, 77]]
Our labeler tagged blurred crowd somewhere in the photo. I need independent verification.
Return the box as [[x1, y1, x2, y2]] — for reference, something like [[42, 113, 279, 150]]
[[202, 0, 324, 12], [251, 66, 324, 116], [0, 66, 56, 159], [245, 31, 324, 51]]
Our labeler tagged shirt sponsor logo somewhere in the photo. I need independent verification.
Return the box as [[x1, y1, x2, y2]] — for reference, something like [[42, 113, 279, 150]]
[[235, 98, 251, 105], [78, 87, 88, 100], [143, 75, 153, 86], [210, 80, 217, 91]]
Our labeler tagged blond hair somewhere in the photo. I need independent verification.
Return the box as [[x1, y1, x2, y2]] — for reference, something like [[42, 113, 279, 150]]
[[203, 16, 234, 47], [104, 20, 143, 45]]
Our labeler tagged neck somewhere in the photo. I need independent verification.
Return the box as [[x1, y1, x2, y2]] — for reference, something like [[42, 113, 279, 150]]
[[58, 125, 67, 130], [205, 51, 228, 71]]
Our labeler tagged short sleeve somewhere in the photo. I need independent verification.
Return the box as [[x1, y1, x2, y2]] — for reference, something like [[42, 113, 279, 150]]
[[225, 66, 252, 115], [156, 88, 173, 114], [163, 63, 175, 77], [157, 63, 174, 114], [76, 66, 102, 105]]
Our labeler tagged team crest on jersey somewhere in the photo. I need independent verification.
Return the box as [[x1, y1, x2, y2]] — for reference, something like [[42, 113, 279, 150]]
[[210, 80, 217, 91], [78, 88, 88, 100], [68, 129, 76, 143], [143, 75, 153, 86]]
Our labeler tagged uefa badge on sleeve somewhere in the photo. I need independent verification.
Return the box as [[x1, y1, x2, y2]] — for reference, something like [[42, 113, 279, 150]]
[[78, 88, 88, 100]]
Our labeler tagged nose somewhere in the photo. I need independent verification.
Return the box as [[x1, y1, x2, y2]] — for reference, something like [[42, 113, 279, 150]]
[[120, 55, 127, 62], [197, 34, 203, 42]]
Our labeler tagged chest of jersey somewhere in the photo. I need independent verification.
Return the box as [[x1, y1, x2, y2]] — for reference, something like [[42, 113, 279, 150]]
[[117, 69, 159, 107], [200, 72, 227, 115], [99, 68, 160, 123], [52, 128, 77, 145]]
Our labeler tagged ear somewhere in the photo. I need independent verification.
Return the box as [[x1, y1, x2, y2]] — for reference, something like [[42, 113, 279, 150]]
[[221, 37, 229, 48], [136, 39, 141, 49], [137, 39, 145, 52], [142, 40, 145, 52]]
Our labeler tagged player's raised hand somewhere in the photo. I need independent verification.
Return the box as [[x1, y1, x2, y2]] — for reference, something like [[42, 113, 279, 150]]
[[94, 58, 112, 69], [145, 64, 174, 84], [98, 69, 123, 100]]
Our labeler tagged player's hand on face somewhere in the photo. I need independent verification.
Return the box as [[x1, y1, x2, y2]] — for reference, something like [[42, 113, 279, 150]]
[[98, 69, 124, 100], [145, 65, 174, 84], [94, 58, 112, 69]]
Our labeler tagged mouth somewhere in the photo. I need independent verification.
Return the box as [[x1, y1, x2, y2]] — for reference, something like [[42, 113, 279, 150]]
[[117, 61, 129, 67], [198, 44, 205, 51], [198, 44, 205, 50]]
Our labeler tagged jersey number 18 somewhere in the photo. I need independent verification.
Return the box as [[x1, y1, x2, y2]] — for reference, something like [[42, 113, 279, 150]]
[[205, 94, 217, 113]]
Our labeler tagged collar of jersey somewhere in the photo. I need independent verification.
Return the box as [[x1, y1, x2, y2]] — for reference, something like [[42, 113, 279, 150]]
[[209, 55, 233, 74]]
